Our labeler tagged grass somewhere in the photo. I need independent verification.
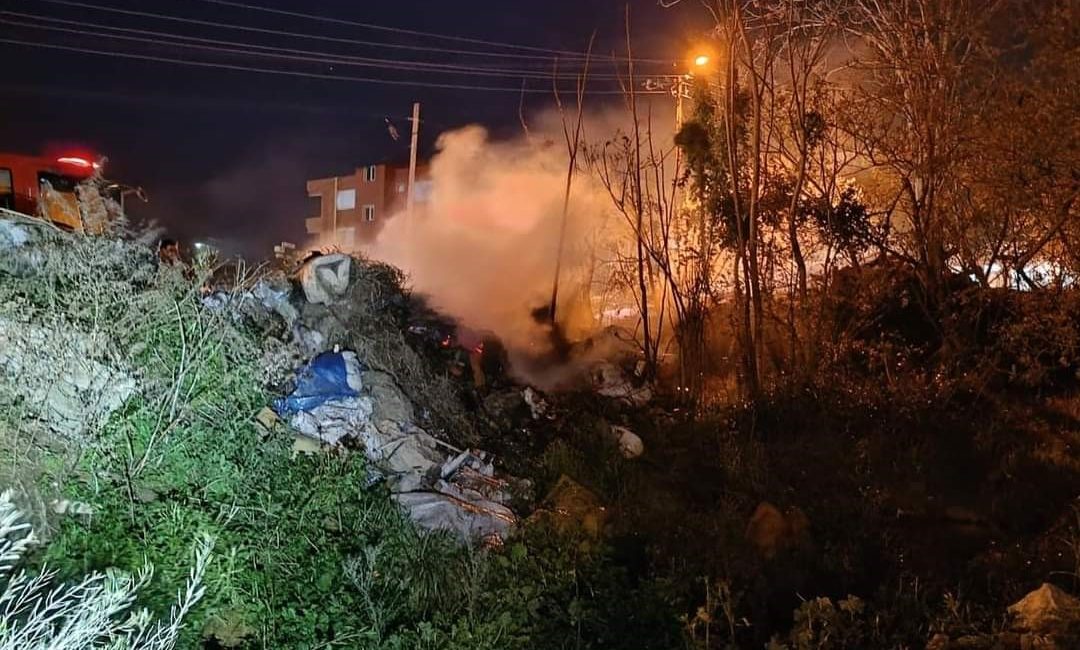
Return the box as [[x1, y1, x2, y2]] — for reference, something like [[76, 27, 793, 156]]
[[1, 230, 685, 649]]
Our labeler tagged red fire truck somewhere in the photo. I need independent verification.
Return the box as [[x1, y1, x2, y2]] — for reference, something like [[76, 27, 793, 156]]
[[0, 151, 102, 230]]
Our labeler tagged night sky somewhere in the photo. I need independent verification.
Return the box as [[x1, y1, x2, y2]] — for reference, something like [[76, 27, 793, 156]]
[[0, 0, 708, 255]]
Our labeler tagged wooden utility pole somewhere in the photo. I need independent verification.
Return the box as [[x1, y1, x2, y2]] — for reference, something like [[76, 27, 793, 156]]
[[331, 176, 339, 246], [406, 101, 421, 263]]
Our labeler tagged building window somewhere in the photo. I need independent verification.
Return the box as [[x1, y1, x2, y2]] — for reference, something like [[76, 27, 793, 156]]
[[0, 169, 12, 210], [364, 165, 378, 182], [362, 204, 376, 222], [397, 182, 406, 194], [336, 188, 356, 211], [337, 227, 356, 248]]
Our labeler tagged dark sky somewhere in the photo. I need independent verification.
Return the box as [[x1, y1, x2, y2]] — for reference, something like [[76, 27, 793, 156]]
[[0, 0, 708, 255]]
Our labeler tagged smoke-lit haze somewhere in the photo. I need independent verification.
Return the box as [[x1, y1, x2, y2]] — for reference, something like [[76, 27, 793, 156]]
[[348, 102, 677, 384], [367, 124, 610, 364]]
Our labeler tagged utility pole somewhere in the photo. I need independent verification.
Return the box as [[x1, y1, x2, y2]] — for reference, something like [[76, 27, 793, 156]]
[[675, 74, 687, 129], [331, 176, 339, 247], [406, 101, 421, 264]]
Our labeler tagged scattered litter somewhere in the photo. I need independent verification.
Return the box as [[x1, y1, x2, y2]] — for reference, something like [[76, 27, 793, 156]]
[[393, 491, 515, 543], [592, 362, 654, 407], [273, 351, 366, 415], [251, 278, 299, 326], [523, 387, 553, 420], [610, 425, 644, 459], [273, 352, 370, 446], [254, 406, 280, 432]]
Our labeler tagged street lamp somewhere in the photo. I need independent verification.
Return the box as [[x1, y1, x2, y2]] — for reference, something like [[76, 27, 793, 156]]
[[676, 51, 714, 127]]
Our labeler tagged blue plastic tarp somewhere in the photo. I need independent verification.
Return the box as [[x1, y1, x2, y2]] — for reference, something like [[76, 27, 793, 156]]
[[273, 352, 362, 415]]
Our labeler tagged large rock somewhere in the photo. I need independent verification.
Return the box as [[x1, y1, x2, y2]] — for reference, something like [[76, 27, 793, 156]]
[[1009, 583, 1080, 644], [299, 254, 352, 305]]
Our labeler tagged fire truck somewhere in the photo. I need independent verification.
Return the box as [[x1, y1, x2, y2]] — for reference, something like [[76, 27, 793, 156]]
[[0, 151, 106, 230]]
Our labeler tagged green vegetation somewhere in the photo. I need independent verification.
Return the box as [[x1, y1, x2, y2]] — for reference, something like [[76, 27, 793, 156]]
[[0, 229, 682, 649]]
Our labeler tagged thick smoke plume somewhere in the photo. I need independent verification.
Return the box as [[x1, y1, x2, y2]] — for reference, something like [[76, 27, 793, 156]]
[[362, 123, 618, 385]]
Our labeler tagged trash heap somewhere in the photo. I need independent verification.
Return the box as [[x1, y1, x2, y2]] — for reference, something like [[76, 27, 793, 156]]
[[225, 254, 521, 543]]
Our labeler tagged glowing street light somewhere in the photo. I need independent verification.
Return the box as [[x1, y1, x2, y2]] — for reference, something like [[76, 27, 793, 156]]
[[693, 54, 711, 68]]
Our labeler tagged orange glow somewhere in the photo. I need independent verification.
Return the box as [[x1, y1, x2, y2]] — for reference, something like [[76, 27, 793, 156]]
[[694, 55, 710, 67]]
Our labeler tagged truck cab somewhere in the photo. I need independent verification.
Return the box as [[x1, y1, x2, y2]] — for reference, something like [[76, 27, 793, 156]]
[[0, 153, 100, 230]]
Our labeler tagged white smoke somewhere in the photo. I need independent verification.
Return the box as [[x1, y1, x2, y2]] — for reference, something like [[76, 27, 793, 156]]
[[354, 101, 678, 386]]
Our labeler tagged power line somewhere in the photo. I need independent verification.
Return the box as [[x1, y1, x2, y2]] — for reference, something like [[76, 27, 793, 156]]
[[29, 0, 675, 67], [0, 37, 664, 95], [195, 0, 673, 64], [1, 10, 634, 81]]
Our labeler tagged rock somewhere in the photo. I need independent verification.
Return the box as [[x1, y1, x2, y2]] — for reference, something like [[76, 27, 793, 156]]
[[610, 425, 644, 459], [1008, 583, 1080, 642], [746, 502, 810, 559], [393, 491, 516, 543], [299, 254, 352, 305], [533, 475, 607, 538]]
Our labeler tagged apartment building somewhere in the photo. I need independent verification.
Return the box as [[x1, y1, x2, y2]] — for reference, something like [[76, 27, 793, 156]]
[[305, 162, 430, 247]]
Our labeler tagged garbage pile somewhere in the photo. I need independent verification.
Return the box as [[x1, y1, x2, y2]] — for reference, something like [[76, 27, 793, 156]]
[[232, 253, 522, 543]]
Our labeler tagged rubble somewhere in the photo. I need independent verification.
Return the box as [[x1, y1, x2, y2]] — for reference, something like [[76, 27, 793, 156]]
[[0, 316, 136, 440], [523, 387, 553, 420], [591, 361, 654, 407], [263, 264, 523, 541]]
